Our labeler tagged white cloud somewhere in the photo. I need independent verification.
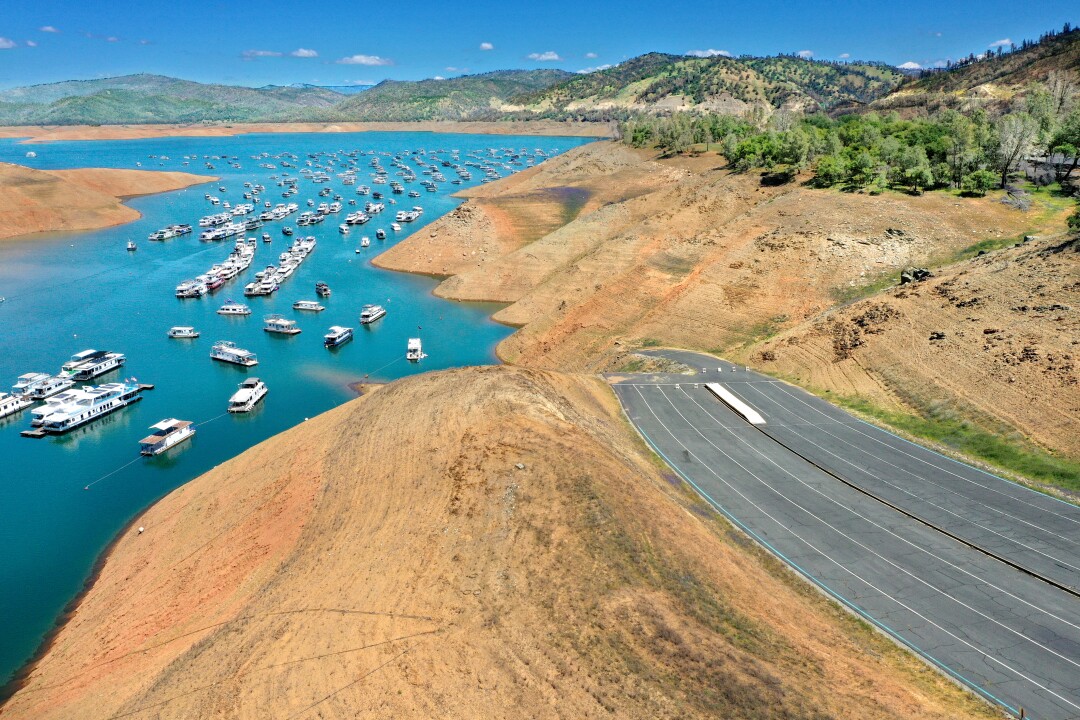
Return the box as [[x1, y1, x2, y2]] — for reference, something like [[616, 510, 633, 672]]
[[576, 64, 613, 74], [838, 52, 850, 59], [347, 79, 375, 86], [687, 48, 731, 58], [796, 49, 813, 59], [106, 36, 119, 42], [243, 49, 282, 58], [584, 52, 598, 59], [527, 51, 561, 61], [26, 39, 37, 47], [989, 38, 1011, 48], [337, 54, 393, 66], [445, 66, 468, 73], [898, 61, 922, 70], [933, 31, 942, 37], [932, 59, 949, 68], [433, 75, 445, 80], [291, 48, 318, 58], [139, 39, 152, 45], [39, 25, 59, 33], [479, 42, 494, 51], [0, 37, 16, 49]]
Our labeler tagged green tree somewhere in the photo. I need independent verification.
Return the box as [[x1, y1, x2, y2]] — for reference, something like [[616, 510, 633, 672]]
[[849, 150, 877, 187], [961, 169, 997, 196], [1067, 206, 1080, 234], [901, 146, 934, 192], [1050, 108, 1080, 182], [813, 154, 849, 186], [995, 112, 1038, 188]]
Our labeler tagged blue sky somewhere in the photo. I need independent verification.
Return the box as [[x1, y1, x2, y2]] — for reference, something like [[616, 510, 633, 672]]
[[0, 0, 1073, 89]]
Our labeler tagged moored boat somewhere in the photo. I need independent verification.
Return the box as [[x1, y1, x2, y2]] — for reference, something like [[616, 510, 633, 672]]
[[139, 419, 195, 455], [36, 382, 143, 435], [292, 300, 325, 312], [227, 377, 268, 413], [167, 326, 200, 339], [210, 341, 258, 367], [406, 337, 426, 362], [0, 391, 34, 420], [359, 304, 386, 324], [323, 325, 353, 348], [16, 373, 75, 400], [217, 301, 252, 316], [263, 314, 301, 335], [71, 352, 125, 381]]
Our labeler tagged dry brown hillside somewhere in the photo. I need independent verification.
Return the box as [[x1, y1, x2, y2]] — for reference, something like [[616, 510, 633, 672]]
[[739, 234, 1080, 458], [377, 142, 1052, 372], [2, 367, 994, 720], [0, 163, 212, 242], [375, 143, 1073, 460]]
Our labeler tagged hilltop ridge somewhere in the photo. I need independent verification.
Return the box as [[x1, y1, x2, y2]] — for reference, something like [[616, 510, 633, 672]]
[[0, 366, 996, 720]]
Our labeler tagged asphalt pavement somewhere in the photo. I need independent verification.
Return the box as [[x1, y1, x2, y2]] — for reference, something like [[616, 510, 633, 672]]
[[609, 349, 1080, 720]]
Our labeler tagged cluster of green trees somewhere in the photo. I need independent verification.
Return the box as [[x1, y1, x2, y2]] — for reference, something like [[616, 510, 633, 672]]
[[619, 71, 1079, 197]]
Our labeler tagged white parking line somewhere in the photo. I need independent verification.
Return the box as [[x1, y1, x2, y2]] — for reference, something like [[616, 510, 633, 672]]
[[629, 383, 1080, 714]]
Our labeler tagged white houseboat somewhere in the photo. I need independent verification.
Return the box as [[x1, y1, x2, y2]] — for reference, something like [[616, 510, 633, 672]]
[[0, 391, 34, 420], [210, 341, 258, 367], [139, 419, 195, 455], [359, 304, 386, 324], [264, 315, 301, 335], [228, 378, 268, 413], [323, 326, 353, 348], [406, 338, 426, 362], [71, 352, 126, 381], [217, 301, 252, 316], [167, 326, 200, 339], [37, 383, 143, 435]]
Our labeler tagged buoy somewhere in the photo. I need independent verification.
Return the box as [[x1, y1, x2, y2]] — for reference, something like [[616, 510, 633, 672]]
[[138, 526, 144, 534]]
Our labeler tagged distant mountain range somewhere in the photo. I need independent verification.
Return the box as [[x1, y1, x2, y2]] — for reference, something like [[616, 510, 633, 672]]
[[0, 74, 345, 125], [0, 28, 1075, 126], [498, 53, 905, 118]]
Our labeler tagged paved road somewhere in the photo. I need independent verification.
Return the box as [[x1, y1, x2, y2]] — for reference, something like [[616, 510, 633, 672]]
[[610, 349, 1080, 720]]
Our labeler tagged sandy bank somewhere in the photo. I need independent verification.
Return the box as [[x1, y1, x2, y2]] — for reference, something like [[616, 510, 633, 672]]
[[0, 163, 214, 243], [0, 120, 613, 144], [2, 366, 994, 720], [374, 140, 1076, 460]]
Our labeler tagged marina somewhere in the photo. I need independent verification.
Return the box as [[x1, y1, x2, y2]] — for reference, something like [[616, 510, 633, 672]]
[[0, 129, 592, 686]]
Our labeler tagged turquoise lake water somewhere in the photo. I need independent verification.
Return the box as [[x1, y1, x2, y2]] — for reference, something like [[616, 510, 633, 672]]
[[0, 131, 594, 685]]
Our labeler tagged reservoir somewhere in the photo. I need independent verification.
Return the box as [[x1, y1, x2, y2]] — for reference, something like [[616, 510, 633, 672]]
[[0, 130, 594, 684]]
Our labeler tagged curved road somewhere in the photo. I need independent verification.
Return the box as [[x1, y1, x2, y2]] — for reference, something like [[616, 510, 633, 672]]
[[610, 349, 1080, 720]]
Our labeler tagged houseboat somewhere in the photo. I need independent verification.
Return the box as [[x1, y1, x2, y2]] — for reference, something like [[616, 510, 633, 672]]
[[210, 341, 258, 367], [139, 419, 195, 455], [264, 315, 301, 335], [323, 326, 353, 348], [359, 304, 386, 324], [227, 377, 268, 413]]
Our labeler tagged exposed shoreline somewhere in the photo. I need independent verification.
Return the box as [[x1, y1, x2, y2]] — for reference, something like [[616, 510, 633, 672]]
[[0, 120, 614, 145], [0, 163, 216, 244]]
